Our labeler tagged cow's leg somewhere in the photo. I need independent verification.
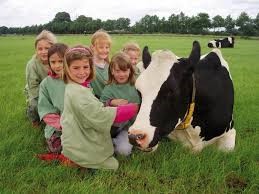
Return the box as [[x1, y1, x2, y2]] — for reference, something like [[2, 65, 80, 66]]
[[216, 128, 236, 151], [168, 126, 205, 152]]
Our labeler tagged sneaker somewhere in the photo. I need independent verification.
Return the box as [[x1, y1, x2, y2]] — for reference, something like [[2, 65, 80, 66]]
[[32, 121, 40, 128]]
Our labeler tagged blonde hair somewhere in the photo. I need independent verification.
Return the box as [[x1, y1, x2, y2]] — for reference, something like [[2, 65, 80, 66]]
[[122, 42, 141, 56], [91, 29, 112, 63], [35, 30, 57, 48], [108, 52, 135, 85], [91, 29, 112, 46], [63, 45, 95, 84]]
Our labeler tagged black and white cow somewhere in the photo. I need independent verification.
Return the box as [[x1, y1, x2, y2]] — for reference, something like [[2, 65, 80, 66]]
[[128, 41, 236, 152], [208, 37, 234, 48]]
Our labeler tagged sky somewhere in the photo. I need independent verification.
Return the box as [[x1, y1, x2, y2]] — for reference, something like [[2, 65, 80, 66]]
[[0, 0, 259, 27]]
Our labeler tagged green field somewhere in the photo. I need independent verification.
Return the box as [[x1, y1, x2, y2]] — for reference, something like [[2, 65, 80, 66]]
[[0, 34, 258, 193]]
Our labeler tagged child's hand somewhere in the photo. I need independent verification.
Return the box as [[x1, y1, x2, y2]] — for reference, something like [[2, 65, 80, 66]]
[[110, 99, 128, 106], [114, 103, 138, 123]]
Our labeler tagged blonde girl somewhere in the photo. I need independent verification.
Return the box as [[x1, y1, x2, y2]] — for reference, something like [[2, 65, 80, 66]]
[[25, 30, 57, 127], [122, 42, 141, 78], [90, 29, 112, 98]]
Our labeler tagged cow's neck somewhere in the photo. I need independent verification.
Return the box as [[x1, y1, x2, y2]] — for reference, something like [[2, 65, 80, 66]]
[[175, 73, 196, 130]]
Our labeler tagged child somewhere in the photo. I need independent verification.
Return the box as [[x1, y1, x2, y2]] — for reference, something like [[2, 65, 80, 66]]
[[38, 43, 68, 153], [59, 46, 138, 170], [90, 29, 111, 98], [24, 30, 57, 127], [100, 52, 141, 156], [122, 42, 141, 78]]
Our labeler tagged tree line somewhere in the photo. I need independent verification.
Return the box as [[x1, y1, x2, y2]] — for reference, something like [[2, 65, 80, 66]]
[[1, 11, 259, 36]]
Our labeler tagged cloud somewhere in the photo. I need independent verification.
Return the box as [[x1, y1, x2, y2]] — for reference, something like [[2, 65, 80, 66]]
[[0, 0, 258, 27]]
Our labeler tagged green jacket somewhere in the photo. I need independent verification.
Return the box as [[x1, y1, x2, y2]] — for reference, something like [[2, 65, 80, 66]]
[[90, 64, 109, 97], [25, 55, 49, 105], [38, 76, 65, 138], [61, 83, 118, 170]]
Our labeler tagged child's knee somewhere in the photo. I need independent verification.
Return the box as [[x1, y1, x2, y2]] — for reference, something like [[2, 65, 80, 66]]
[[114, 142, 133, 156], [113, 130, 133, 156]]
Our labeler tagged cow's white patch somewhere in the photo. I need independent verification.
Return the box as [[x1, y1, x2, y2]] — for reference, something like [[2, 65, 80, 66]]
[[211, 48, 232, 80], [228, 37, 233, 44], [168, 125, 236, 152], [216, 128, 236, 151], [209, 40, 216, 48], [136, 61, 145, 73], [129, 50, 178, 149]]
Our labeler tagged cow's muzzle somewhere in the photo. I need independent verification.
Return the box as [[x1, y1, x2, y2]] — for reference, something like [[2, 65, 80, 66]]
[[128, 133, 145, 147]]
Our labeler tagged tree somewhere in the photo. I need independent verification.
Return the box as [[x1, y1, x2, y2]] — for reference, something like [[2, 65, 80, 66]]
[[115, 18, 130, 31], [178, 12, 190, 34], [0, 26, 9, 34], [102, 19, 116, 31], [236, 12, 250, 28], [189, 13, 211, 34], [254, 13, 259, 35], [236, 12, 255, 35], [168, 14, 180, 33], [53, 12, 71, 23], [224, 15, 235, 34], [75, 15, 92, 23], [212, 15, 225, 31]]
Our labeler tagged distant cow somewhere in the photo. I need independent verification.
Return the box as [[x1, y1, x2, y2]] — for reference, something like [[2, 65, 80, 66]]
[[128, 41, 236, 152], [208, 37, 234, 48]]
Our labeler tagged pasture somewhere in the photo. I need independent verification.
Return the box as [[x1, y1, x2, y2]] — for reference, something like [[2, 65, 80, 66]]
[[0, 34, 258, 193]]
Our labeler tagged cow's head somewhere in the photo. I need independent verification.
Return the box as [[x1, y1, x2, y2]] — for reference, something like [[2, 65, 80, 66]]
[[128, 41, 201, 152]]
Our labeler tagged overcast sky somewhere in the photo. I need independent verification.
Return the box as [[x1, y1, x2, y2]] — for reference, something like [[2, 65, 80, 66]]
[[1, 0, 259, 27]]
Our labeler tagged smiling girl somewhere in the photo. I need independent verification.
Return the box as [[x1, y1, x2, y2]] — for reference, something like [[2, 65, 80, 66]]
[[90, 29, 112, 98]]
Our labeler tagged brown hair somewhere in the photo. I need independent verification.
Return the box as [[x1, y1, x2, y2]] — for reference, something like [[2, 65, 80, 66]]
[[91, 29, 112, 63], [63, 45, 95, 84], [48, 43, 68, 75], [35, 30, 57, 48], [122, 42, 141, 56], [108, 52, 135, 85]]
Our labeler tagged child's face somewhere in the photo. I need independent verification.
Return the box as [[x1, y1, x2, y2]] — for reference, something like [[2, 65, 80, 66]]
[[36, 39, 52, 64], [49, 53, 63, 76], [92, 41, 110, 61], [126, 50, 140, 66], [68, 59, 91, 84], [112, 64, 130, 84]]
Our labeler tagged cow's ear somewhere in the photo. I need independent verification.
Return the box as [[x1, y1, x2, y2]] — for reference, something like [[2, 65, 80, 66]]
[[188, 41, 201, 67], [142, 46, 151, 69]]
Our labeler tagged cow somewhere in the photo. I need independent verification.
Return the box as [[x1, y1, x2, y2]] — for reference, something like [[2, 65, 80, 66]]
[[208, 36, 234, 48], [128, 41, 236, 153]]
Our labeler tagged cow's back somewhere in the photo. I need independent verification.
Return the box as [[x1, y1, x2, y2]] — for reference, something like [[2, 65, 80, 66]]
[[192, 51, 234, 140]]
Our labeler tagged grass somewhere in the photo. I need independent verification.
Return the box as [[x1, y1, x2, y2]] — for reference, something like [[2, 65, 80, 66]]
[[0, 34, 258, 193]]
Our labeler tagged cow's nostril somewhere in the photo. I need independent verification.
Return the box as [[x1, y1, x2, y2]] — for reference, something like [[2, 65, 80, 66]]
[[136, 134, 145, 140], [128, 133, 146, 147], [128, 134, 138, 146]]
